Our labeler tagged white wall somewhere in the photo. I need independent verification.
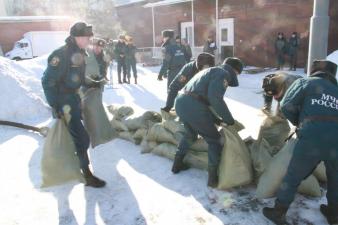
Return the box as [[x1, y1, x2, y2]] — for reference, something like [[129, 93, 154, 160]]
[[0, 0, 7, 16]]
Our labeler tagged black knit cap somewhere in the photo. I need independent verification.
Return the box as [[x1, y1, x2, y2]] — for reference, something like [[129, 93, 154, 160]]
[[223, 57, 244, 74], [310, 60, 337, 77], [196, 52, 215, 70], [70, 22, 93, 37], [162, 29, 174, 38]]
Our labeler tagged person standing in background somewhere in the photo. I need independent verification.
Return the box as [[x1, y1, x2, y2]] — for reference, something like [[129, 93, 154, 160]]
[[275, 32, 287, 70], [182, 38, 192, 63], [203, 35, 217, 56], [125, 36, 138, 84], [288, 32, 300, 71], [114, 35, 128, 84]]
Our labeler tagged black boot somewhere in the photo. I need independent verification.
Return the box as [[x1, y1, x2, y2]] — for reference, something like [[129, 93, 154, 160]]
[[320, 204, 338, 225], [135, 77, 137, 84], [261, 102, 272, 115], [172, 154, 189, 174], [82, 167, 106, 188], [263, 201, 289, 225], [207, 166, 219, 188], [161, 106, 171, 113]]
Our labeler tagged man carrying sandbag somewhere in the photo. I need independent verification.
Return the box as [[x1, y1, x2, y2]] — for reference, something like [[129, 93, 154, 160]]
[[263, 60, 338, 225], [161, 52, 215, 113], [172, 57, 244, 188], [261, 72, 302, 115], [41, 22, 106, 188]]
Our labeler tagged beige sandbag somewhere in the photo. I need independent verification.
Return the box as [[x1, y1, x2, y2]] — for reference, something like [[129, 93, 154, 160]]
[[160, 109, 177, 121], [256, 138, 322, 199], [82, 88, 117, 148], [162, 120, 185, 134], [118, 131, 135, 143], [184, 151, 208, 170], [41, 119, 84, 188], [218, 128, 253, 189], [250, 138, 273, 179], [107, 105, 134, 120], [152, 143, 177, 160], [146, 123, 178, 145], [140, 139, 158, 154], [190, 138, 208, 152], [124, 111, 162, 131], [313, 162, 327, 182], [111, 119, 129, 132], [257, 116, 291, 156], [133, 128, 148, 145]]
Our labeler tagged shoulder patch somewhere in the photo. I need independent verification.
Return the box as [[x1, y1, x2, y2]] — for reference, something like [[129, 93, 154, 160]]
[[49, 56, 60, 67]]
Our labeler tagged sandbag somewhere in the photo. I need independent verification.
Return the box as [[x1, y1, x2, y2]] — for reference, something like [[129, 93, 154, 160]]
[[146, 123, 178, 145], [257, 116, 291, 156], [41, 119, 84, 188], [140, 140, 158, 154], [82, 88, 117, 148], [184, 151, 208, 170], [107, 105, 134, 120], [152, 143, 177, 160], [256, 138, 322, 199], [218, 128, 253, 189], [250, 138, 273, 179], [190, 138, 208, 152], [132, 128, 147, 145], [162, 120, 185, 134], [313, 162, 327, 183], [124, 111, 162, 131], [111, 119, 129, 132], [118, 131, 135, 143], [160, 109, 177, 121]]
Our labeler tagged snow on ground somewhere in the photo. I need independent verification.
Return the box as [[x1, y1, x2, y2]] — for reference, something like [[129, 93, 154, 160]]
[[0, 57, 329, 225]]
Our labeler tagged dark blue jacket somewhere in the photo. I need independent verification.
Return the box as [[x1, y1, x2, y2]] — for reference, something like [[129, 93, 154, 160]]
[[159, 39, 186, 77], [281, 74, 338, 159], [176, 65, 238, 125]]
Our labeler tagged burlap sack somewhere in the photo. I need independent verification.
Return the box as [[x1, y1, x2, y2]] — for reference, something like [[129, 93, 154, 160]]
[[82, 88, 117, 148], [160, 109, 177, 121], [256, 116, 291, 156], [124, 111, 162, 131], [218, 128, 253, 189], [140, 140, 158, 154], [111, 119, 129, 132], [118, 131, 135, 143], [190, 138, 208, 152], [146, 123, 178, 145], [107, 105, 134, 121], [256, 138, 322, 199], [250, 138, 274, 180], [41, 119, 84, 188], [162, 120, 185, 134], [313, 162, 327, 183], [133, 128, 148, 145], [152, 143, 177, 160]]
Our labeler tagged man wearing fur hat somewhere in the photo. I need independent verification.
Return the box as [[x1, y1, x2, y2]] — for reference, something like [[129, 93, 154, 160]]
[[263, 60, 338, 225], [41, 22, 106, 188], [161, 52, 215, 113], [172, 57, 244, 188], [114, 34, 128, 84], [158, 29, 186, 89]]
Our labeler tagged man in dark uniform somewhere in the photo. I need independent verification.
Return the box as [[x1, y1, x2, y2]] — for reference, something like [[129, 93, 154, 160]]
[[203, 35, 217, 56], [161, 52, 215, 112], [157, 30, 186, 89], [263, 60, 338, 225], [275, 32, 287, 70], [261, 72, 302, 115], [114, 35, 128, 84], [288, 32, 300, 71], [41, 22, 106, 188], [171, 57, 244, 188], [125, 36, 138, 84]]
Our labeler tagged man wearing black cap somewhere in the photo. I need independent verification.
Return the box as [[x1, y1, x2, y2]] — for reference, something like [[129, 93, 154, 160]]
[[171, 57, 244, 188], [114, 35, 128, 84], [41, 22, 106, 188], [158, 29, 186, 89], [161, 52, 215, 113], [263, 60, 338, 225]]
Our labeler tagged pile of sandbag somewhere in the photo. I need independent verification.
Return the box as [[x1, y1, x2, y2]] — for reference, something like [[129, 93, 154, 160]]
[[108, 105, 253, 190], [249, 116, 325, 199]]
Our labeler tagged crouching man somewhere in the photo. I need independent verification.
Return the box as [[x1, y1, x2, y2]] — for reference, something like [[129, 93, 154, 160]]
[[172, 57, 244, 188], [263, 60, 338, 225], [261, 72, 302, 116], [41, 22, 106, 188]]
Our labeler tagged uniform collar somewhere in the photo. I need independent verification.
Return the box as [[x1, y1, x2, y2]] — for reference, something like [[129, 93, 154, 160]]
[[221, 64, 239, 87]]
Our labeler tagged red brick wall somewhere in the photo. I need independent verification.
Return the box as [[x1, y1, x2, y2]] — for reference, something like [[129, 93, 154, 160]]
[[0, 20, 72, 53]]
